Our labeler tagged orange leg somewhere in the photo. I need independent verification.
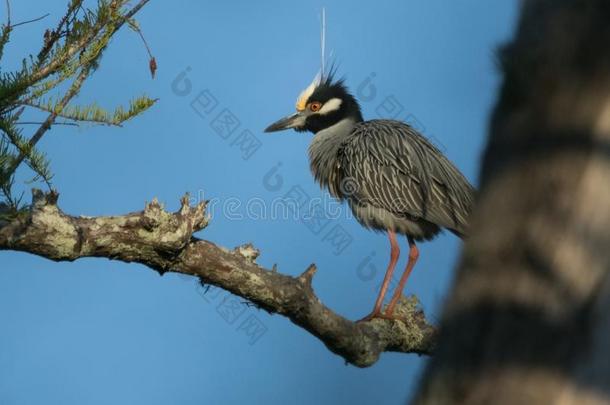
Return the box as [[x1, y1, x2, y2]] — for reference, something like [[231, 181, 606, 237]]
[[358, 231, 400, 322], [385, 236, 419, 317]]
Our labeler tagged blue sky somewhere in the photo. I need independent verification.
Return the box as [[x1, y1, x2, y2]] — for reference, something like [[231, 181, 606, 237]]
[[1, 1, 518, 404]]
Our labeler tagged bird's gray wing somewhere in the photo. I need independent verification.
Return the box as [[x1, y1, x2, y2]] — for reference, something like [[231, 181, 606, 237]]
[[338, 119, 474, 235]]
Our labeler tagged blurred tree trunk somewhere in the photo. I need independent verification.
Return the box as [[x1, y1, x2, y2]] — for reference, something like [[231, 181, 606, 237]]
[[413, 0, 610, 404]]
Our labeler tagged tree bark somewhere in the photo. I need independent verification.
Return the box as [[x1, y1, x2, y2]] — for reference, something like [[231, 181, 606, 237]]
[[414, 0, 610, 403], [0, 190, 436, 367]]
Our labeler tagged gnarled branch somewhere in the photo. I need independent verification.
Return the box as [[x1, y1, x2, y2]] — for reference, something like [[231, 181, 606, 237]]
[[0, 189, 436, 367]]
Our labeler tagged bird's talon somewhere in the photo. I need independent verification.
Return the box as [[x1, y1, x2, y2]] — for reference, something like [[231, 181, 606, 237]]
[[356, 311, 382, 323], [357, 310, 408, 324]]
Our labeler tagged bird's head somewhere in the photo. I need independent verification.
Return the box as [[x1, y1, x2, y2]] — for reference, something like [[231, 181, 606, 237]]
[[264, 70, 363, 134]]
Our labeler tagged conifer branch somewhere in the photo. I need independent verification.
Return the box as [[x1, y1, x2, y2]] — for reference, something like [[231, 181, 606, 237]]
[[7, 64, 92, 178]]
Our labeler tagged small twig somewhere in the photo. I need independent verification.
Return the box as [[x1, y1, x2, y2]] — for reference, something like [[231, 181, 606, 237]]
[[17, 121, 79, 127], [13, 106, 24, 120], [122, 0, 151, 24], [131, 23, 154, 60], [127, 18, 156, 78], [10, 13, 49, 29], [4, 0, 10, 27]]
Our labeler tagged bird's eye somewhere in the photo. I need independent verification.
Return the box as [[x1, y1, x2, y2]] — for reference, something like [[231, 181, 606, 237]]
[[309, 102, 322, 112]]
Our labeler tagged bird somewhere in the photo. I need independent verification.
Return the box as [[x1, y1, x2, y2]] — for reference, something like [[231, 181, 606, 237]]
[[264, 70, 475, 321]]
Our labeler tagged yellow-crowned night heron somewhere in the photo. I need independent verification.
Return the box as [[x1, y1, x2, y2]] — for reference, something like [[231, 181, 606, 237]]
[[265, 70, 475, 321]]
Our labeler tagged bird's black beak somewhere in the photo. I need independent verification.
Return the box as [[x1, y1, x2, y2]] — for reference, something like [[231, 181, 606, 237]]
[[264, 112, 305, 133]]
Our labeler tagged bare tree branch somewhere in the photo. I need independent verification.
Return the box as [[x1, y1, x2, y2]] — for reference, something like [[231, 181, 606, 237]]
[[0, 189, 436, 367]]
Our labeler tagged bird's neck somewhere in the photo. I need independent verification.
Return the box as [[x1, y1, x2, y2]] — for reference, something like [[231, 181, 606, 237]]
[[308, 117, 357, 195]]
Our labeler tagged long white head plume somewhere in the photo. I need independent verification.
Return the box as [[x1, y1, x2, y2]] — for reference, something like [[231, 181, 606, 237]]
[[320, 8, 326, 78], [295, 9, 330, 112]]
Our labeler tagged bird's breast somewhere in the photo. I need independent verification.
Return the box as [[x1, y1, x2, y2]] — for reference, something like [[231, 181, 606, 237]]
[[307, 118, 357, 199], [308, 151, 344, 199]]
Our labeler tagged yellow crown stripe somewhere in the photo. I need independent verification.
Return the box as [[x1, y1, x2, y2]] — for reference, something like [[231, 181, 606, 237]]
[[296, 98, 307, 111], [295, 74, 320, 112]]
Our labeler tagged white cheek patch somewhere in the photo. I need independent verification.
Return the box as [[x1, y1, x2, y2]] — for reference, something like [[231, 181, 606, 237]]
[[318, 98, 343, 115]]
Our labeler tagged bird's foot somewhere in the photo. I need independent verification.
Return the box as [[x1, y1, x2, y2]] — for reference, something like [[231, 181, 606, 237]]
[[377, 312, 402, 321], [356, 310, 405, 323], [356, 310, 382, 323], [356, 310, 399, 323]]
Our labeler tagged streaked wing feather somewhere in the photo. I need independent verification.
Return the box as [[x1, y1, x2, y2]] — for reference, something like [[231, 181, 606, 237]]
[[339, 120, 474, 233]]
